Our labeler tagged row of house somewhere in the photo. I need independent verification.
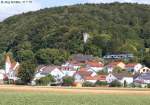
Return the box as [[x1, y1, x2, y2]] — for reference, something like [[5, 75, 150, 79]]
[[32, 54, 150, 87], [0, 54, 149, 87]]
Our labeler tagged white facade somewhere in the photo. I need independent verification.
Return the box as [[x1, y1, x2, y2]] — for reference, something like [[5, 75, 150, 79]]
[[62, 70, 76, 77], [134, 64, 143, 72], [120, 77, 133, 84], [50, 68, 65, 79], [89, 67, 103, 72], [106, 74, 117, 83]]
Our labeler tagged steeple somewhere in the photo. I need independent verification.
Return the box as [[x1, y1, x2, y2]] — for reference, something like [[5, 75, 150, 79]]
[[5, 54, 11, 74]]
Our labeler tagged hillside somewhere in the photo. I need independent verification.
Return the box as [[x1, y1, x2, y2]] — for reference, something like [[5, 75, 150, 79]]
[[0, 3, 149, 65]]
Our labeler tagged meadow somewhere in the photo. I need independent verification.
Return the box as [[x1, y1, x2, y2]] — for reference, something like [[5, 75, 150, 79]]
[[0, 91, 150, 105]]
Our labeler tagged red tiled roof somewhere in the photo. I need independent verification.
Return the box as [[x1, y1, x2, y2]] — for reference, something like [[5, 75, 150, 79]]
[[84, 76, 95, 80], [76, 70, 92, 77], [86, 61, 104, 67], [84, 75, 106, 81], [126, 63, 136, 67], [94, 75, 106, 81], [108, 62, 123, 67]]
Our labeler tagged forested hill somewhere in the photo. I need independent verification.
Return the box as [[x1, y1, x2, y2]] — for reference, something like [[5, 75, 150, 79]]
[[0, 3, 150, 65]]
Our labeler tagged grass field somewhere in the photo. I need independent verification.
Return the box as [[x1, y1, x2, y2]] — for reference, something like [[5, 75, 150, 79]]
[[0, 85, 150, 105], [0, 91, 150, 105]]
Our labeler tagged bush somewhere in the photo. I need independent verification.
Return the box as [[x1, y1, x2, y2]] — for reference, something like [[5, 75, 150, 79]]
[[95, 81, 107, 86], [15, 79, 25, 85], [82, 81, 95, 87], [36, 74, 55, 86], [147, 84, 150, 88], [129, 83, 136, 88], [62, 76, 74, 86], [109, 80, 121, 87]]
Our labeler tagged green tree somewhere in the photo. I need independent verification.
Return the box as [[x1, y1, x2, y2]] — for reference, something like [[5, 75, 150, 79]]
[[36, 74, 55, 86], [16, 50, 34, 62], [17, 61, 36, 84], [62, 76, 74, 86]]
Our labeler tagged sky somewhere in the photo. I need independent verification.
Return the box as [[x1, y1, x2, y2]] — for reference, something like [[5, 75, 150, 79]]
[[0, 0, 150, 21]]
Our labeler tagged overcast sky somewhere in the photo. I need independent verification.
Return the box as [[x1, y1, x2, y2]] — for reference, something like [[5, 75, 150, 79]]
[[0, 0, 150, 21]]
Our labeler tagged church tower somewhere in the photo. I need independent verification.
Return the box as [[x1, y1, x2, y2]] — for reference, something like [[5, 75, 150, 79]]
[[5, 54, 11, 74]]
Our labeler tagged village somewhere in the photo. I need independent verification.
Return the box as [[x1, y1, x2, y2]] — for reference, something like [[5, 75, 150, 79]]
[[0, 53, 150, 88]]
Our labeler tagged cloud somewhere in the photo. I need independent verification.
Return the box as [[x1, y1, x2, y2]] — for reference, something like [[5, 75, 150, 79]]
[[0, 0, 42, 21]]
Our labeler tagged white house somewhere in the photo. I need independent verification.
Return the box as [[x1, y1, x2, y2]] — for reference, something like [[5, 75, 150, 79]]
[[139, 67, 150, 73], [106, 73, 117, 83], [0, 69, 5, 84], [107, 62, 126, 73], [86, 61, 104, 72], [106, 72, 133, 85], [126, 63, 142, 72], [34, 65, 65, 81]]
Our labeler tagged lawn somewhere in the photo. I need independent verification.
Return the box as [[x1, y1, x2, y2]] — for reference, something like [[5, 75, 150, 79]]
[[0, 91, 150, 105]]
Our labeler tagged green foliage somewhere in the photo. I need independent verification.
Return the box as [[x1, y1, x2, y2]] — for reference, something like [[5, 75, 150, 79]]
[[35, 48, 69, 65], [62, 76, 74, 86], [147, 84, 150, 88], [82, 81, 95, 87], [16, 50, 34, 62], [142, 55, 150, 67], [113, 67, 124, 73], [95, 81, 107, 86], [17, 61, 36, 84], [109, 80, 121, 87], [36, 74, 55, 86], [0, 3, 149, 66]]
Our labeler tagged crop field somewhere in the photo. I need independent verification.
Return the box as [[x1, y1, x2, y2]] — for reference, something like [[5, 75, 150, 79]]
[[0, 85, 150, 105]]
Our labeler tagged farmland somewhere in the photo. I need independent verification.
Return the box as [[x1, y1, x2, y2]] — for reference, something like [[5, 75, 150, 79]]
[[0, 86, 150, 105]]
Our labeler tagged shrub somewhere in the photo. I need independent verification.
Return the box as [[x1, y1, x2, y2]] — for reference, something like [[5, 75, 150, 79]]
[[36, 74, 55, 86], [15, 79, 25, 85], [82, 81, 95, 87], [95, 81, 107, 86], [109, 80, 121, 87], [62, 76, 74, 86], [147, 84, 150, 88]]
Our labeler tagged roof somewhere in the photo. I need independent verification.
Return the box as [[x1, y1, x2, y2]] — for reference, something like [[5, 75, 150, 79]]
[[86, 61, 104, 67], [126, 63, 137, 67], [136, 73, 150, 80], [75, 70, 92, 77], [84, 75, 106, 81], [70, 54, 94, 62], [107, 61, 124, 67], [37, 65, 61, 74], [112, 71, 133, 80]]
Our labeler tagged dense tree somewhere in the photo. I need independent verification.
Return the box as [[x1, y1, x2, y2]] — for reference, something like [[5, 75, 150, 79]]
[[0, 3, 149, 66], [17, 61, 36, 84], [35, 48, 69, 65]]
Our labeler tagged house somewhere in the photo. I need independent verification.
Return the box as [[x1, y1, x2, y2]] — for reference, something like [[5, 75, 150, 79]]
[[139, 67, 150, 73], [125, 63, 143, 72], [34, 65, 64, 81], [61, 66, 76, 77], [74, 69, 93, 84], [5, 54, 19, 81], [0, 69, 5, 84], [106, 72, 133, 85], [106, 61, 126, 73], [134, 73, 150, 87], [103, 53, 134, 60], [106, 73, 117, 83], [86, 61, 104, 72]]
